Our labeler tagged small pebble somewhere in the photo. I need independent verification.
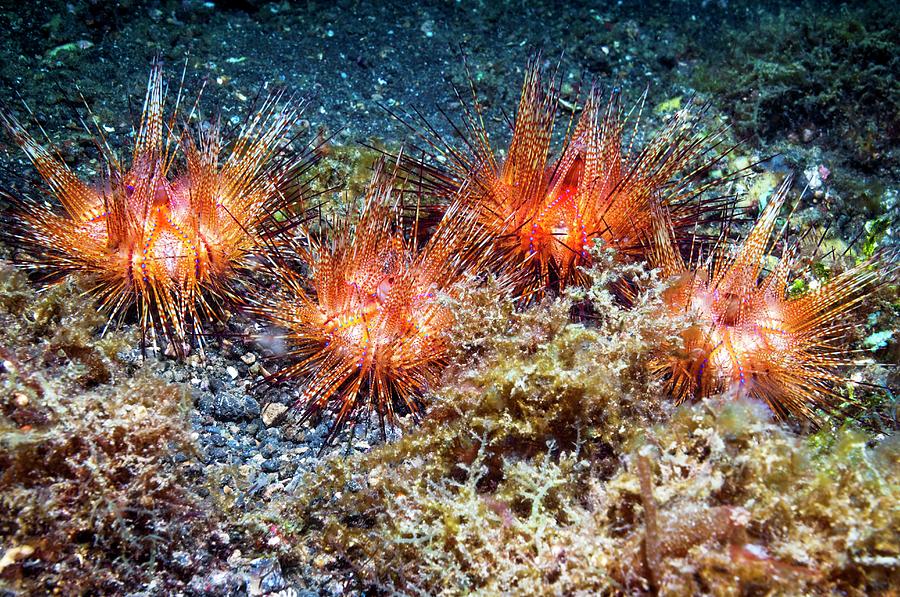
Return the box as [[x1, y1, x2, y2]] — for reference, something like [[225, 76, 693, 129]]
[[247, 557, 287, 595], [261, 458, 281, 473], [262, 402, 288, 426]]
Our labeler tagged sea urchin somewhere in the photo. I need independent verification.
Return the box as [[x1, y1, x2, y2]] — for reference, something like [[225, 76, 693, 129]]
[[651, 177, 893, 422], [2, 62, 311, 356], [251, 162, 486, 445], [395, 58, 731, 301]]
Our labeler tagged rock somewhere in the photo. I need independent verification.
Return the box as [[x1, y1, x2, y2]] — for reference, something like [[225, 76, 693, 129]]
[[240, 352, 257, 365], [197, 393, 215, 415], [210, 394, 261, 422], [171, 550, 192, 571], [261, 402, 288, 426], [184, 463, 204, 478], [283, 426, 306, 443], [211, 394, 243, 421], [226, 365, 239, 379], [247, 557, 287, 596], [0, 545, 34, 572], [188, 569, 244, 595], [242, 395, 261, 419], [261, 458, 281, 473], [280, 461, 298, 478], [262, 482, 285, 500]]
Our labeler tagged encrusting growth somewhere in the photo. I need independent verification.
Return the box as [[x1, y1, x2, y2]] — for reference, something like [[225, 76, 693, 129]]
[[651, 176, 893, 422], [396, 57, 731, 301], [2, 62, 312, 356], [251, 161, 488, 446]]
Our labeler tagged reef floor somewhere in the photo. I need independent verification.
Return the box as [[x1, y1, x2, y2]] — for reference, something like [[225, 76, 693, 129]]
[[0, 1, 897, 594]]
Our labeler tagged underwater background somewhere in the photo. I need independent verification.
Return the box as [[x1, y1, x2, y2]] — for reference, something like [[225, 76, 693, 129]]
[[0, 0, 898, 594]]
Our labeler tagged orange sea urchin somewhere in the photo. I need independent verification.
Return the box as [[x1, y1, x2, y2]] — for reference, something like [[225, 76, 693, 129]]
[[2, 63, 311, 356], [396, 58, 731, 301], [251, 163, 485, 445], [651, 177, 892, 422]]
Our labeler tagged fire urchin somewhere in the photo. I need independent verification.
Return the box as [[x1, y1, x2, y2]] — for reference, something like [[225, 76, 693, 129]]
[[2, 62, 313, 356]]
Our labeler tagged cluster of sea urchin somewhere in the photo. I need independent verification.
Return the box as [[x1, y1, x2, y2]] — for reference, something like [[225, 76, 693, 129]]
[[390, 58, 894, 425], [2, 58, 894, 444], [1, 63, 312, 356]]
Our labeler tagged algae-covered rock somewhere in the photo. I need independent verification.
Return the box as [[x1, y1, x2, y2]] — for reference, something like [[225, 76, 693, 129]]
[[266, 255, 898, 595], [265, 254, 677, 592], [0, 263, 224, 594], [621, 400, 900, 594]]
